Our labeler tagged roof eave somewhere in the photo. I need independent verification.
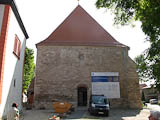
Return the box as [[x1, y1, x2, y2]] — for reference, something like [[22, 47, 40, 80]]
[[0, 0, 29, 39], [36, 42, 129, 48], [0, 0, 10, 4]]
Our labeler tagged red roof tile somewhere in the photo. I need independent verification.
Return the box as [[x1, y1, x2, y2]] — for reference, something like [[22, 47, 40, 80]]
[[139, 84, 147, 89], [37, 5, 127, 47]]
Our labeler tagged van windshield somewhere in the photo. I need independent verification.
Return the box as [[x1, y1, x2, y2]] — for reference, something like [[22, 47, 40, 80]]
[[92, 96, 108, 104]]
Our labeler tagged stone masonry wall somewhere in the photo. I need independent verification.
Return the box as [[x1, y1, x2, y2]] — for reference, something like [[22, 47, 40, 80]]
[[34, 46, 141, 109], [127, 57, 142, 108]]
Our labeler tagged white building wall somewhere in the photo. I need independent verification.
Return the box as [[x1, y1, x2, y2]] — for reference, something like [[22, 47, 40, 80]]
[[0, 7, 26, 119], [0, 5, 5, 34]]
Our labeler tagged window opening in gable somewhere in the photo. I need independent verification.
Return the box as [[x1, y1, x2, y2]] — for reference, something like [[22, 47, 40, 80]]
[[14, 79, 16, 87]]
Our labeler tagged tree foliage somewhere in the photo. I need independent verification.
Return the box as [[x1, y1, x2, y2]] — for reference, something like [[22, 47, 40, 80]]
[[23, 47, 35, 92], [96, 0, 160, 91], [96, 0, 160, 43], [135, 53, 160, 92], [134, 54, 150, 82]]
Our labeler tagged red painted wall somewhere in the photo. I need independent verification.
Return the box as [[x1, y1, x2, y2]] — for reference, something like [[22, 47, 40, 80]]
[[0, 5, 11, 103]]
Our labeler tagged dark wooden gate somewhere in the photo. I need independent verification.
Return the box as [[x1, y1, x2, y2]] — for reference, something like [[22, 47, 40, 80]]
[[78, 87, 87, 106]]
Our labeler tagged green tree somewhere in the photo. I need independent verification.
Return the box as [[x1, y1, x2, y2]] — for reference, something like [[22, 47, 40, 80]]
[[134, 54, 150, 82], [96, 0, 160, 91], [23, 47, 35, 92], [96, 0, 160, 43], [134, 53, 160, 91]]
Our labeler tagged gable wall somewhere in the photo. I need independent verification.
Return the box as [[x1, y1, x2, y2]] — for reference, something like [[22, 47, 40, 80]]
[[0, 5, 26, 119], [35, 45, 141, 109]]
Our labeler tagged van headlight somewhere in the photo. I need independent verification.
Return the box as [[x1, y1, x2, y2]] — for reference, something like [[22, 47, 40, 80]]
[[91, 103, 95, 107], [106, 104, 109, 109]]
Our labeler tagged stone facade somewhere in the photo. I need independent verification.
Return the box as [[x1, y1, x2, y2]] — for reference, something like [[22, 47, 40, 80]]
[[34, 45, 141, 109]]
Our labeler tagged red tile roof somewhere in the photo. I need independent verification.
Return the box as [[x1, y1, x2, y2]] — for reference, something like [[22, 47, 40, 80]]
[[139, 84, 147, 89], [37, 5, 127, 47]]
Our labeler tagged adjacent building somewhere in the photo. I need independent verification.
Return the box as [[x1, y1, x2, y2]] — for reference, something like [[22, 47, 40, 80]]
[[142, 85, 158, 102], [0, 0, 28, 119], [35, 5, 141, 109]]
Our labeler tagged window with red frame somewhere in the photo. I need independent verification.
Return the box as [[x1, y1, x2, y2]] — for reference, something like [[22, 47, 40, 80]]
[[13, 35, 21, 59]]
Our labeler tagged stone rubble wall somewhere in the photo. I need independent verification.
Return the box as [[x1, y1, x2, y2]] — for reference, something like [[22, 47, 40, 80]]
[[127, 57, 142, 109], [34, 46, 141, 109]]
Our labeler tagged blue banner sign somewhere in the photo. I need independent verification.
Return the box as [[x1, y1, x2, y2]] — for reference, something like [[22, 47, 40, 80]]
[[92, 76, 119, 82], [92, 76, 109, 82]]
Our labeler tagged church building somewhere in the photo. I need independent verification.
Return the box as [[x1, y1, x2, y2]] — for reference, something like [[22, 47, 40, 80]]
[[35, 5, 141, 109]]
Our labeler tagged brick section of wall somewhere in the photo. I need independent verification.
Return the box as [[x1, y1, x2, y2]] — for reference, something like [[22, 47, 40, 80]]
[[0, 5, 11, 104], [34, 46, 141, 109]]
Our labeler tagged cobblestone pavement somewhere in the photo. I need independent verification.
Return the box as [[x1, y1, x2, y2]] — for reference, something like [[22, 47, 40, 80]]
[[20, 107, 151, 120], [147, 103, 160, 112], [65, 108, 150, 120], [20, 109, 53, 120]]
